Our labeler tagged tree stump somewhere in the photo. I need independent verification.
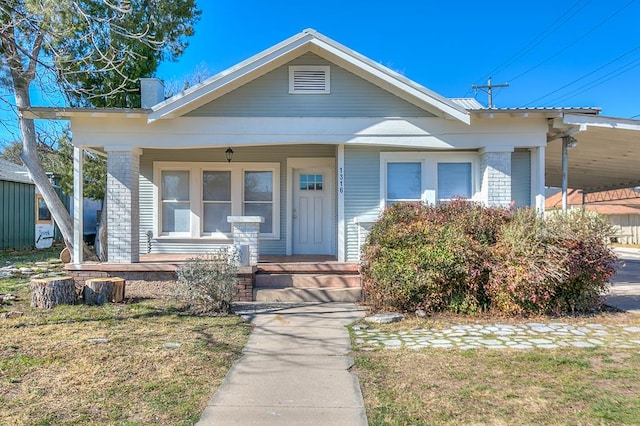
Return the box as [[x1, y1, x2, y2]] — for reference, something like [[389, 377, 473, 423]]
[[109, 277, 126, 303], [84, 277, 126, 305], [30, 276, 76, 309]]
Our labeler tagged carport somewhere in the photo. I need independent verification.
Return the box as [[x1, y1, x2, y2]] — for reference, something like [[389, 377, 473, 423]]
[[546, 114, 640, 209]]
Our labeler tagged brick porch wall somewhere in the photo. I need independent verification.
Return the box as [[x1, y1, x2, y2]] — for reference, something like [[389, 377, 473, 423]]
[[480, 150, 512, 207], [66, 269, 255, 302]]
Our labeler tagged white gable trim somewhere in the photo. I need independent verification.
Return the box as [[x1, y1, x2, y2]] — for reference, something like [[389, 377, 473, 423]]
[[148, 29, 470, 124]]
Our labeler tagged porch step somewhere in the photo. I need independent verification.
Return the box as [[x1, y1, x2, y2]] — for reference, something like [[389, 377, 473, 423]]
[[254, 262, 362, 302], [254, 287, 362, 303], [255, 273, 361, 289]]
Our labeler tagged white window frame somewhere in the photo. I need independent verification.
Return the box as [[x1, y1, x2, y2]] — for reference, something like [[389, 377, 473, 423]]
[[380, 152, 480, 209], [288, 65, 331, 94], [154, 162, 280, 240]]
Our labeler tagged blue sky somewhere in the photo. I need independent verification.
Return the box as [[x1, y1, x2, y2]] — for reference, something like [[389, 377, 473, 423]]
[[2, 0, 639, 145], [157, 0, 640, 117]]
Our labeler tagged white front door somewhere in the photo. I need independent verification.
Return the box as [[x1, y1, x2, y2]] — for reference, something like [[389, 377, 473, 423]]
[[292, 167, 334, 255]]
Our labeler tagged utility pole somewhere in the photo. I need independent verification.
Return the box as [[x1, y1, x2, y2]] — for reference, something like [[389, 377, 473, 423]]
[[471, 77, 509, 108]]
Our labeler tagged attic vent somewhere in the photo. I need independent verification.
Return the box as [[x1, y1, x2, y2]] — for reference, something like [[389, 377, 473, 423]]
[[289, 66, 330, 94]]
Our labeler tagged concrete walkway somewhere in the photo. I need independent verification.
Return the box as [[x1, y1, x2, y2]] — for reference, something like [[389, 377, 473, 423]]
[[197, 302, 368, 426]]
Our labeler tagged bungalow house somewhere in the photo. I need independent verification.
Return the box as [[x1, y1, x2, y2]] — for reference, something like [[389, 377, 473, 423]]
[[24, 29, 624, 301]]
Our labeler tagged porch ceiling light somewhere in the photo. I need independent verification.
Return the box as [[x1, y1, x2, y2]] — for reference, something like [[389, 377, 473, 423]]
[[225, 147, 234, 162]]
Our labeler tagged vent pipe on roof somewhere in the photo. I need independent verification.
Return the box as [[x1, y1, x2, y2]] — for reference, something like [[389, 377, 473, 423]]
[[140, 78, 165, 108]]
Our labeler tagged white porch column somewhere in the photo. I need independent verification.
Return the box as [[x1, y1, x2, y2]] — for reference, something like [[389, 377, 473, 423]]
[[106, 147, 141, 263], [228, 216, 264, 266], [337, 144, 345, 262], [480, 147, 513, 207], [73, 146, 84, 264], [531, 146, 546, 213]]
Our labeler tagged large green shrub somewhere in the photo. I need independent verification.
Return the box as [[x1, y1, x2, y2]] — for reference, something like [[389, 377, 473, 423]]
[[360, 201, 509, 313], [361, 202, 618, 316]]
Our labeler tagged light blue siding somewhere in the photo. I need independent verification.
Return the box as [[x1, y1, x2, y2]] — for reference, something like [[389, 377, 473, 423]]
[[186, 53, 434, 118], [511, 149, 531, 207], [344, 146, 382, 262], [139, 145, 336, 256]]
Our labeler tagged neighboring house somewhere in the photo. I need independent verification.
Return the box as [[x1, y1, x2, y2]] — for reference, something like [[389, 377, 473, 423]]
[[0, 159, 37, 249], [25, 29, 611, 265], [0, 159, 85, 250], [546, 188, 640, 244]]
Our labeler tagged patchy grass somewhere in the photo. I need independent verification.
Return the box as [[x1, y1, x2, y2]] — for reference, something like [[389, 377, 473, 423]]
[[0, 247, 250, 425], [0, 244, 64, 266], [352, 313, 640, 425]]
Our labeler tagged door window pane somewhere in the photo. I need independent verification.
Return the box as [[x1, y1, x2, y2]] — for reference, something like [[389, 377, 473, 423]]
[[245, 171, 273, 201], [299, 174, 323, 190], [438, 163, 472, 200], [387, 162, 421, 202]]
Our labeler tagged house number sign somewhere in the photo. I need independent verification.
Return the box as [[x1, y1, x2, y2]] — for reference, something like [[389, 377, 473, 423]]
[[339, 167, 344, 194]]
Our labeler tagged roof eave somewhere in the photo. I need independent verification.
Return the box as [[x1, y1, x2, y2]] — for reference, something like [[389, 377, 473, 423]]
[[21, 107, 150, 120]]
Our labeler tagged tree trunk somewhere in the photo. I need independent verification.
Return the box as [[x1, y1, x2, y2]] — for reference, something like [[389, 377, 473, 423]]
[[83, 277, 126, 304], [30, 276, 76, 308], [14, 80, 96, 262], [13, 85, 74, 246]]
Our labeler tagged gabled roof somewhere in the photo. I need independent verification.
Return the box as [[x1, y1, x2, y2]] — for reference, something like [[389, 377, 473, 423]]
[[0, 159, 32, 184], [148, 29, 470, 124]]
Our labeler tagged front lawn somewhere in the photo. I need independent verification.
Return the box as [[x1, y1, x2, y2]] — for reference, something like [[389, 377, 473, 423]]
[[0, 247, 250, 425], [352, 314, 640, 425]]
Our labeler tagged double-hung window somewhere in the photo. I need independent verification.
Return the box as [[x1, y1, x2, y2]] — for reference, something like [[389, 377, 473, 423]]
[[381, 153, 478, 207], [244, 171, 273, 234], [203, 171, 232, 233], [161, 170, 191, 234], [155, 162, 280, 239]]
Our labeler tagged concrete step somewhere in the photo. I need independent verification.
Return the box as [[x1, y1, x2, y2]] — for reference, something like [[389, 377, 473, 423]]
[[254, 287, 363, 303], [255, 273, 361, 289]]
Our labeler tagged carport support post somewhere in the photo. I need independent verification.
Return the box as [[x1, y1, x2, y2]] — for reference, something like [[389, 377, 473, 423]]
[[561, 136, 570, 213]]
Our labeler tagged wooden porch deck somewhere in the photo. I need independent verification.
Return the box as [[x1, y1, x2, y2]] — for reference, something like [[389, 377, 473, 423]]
[[64, 254, 359, 273]]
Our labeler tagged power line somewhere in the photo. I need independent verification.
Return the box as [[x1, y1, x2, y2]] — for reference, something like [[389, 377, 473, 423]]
[[523, 44, 640, 106], [508, 0, 635, 82], [474, 0, 592, 85], [547, 56, 640, 105]]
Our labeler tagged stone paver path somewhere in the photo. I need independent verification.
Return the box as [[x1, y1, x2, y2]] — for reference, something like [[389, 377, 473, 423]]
[[353, 322, 640, 350]]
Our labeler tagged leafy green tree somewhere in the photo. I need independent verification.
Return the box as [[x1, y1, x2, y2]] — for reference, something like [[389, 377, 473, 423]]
[[0, 0, 200, 258]]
